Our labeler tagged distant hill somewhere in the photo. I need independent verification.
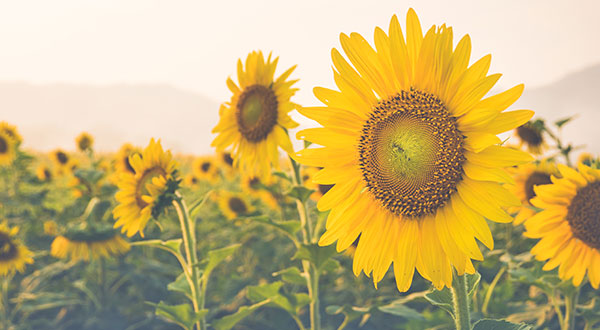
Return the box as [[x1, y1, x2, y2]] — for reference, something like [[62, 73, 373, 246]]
[[513, 63, 600, 155], [0, 82, 220, 154]]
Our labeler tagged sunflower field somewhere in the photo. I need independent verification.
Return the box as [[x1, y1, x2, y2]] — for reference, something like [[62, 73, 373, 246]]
[[1, 9, 600, 330]]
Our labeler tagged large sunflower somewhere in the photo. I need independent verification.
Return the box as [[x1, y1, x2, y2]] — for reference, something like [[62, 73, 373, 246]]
[[0, 223, 34, 276], [212, 51, 299, 179], [0, 131, 16, 166], [508, 160, 559, 225], [113, 139, 178, 237], [524, 163, 600, 288], [294, 9, 534, 291]]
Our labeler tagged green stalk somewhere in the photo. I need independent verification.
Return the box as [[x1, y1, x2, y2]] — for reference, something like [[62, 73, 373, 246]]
[[562, 288, 580, 330], [451, 271, 471, 330], [173, 198, 204, 330], [290, 156, 321, 330], [481, 266, 505, 316]]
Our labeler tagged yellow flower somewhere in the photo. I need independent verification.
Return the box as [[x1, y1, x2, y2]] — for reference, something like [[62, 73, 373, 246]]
[[218, 191, 255, 220], [218, 151, 235, 170], [192, 156, 219, 183], [0, 223, 34, 276], [114, 143, 141, 174], [508, 160, 559, 225], [294, 9, 533, 291], [212, 51, 299, 179], [36, 163, 53, 182], [0, 131, 16, 166], [76, 132, 94, 152], [51, 149, 70, 168], [0, 122, 22, 146], [51, 228, 130, 262], [241, 175, 279, 210], [183, 174, 200, 187], [515, 121, 547, 155], [524, 163, 600, 288], [113, 139, 178, 237]]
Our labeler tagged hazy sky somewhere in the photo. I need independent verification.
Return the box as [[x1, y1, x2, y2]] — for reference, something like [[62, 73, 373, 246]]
[[1, 0, 599, 106]]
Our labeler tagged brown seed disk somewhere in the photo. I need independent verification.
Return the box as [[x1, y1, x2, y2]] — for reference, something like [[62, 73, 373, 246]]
[[567, 181, 600, 250], [517, 124, 543, 147], [236, 84, 278, 142], [228, 197, 248, 214]]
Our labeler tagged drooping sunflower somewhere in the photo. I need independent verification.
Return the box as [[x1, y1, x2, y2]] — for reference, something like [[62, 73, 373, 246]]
[[302, 166, 334, 202], [515, 121, 547, 155], [294, 9, 534, 291], [192, 156, 219, 183], [241, 175, 279, 210], [36, 163, 53, 182], [0, 131, 16, 166], [508, 160, 559, 225], [51, 227, 130, 262], [524, 163, 600, 288], [0, 223, 34, 276], [112, 139, 178, 237], [212, 51, 299, 179], [0, 121, 22, 146], [76, 132, 94, 152], [218, 191, 255, 220]]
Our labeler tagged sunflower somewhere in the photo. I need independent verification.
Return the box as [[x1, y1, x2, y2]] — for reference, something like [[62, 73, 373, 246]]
[[524, 163, 600, 288], [114, 143, 141, 174], [0, 121, 22, 145], [35, 163, 53, 182], [0, 223, 34, 276], [515, 121, 547, 155], [51, 227, 130, 262], [241, 175, 279, 210], [212, 51, 299, 179], [183, 174, 200, 187], [218, 151, 235, 171], [293, 9, 534, 291], [51, 149, 70, 168], [578, 152, 597, 166], [192, 156, 219, 183], [76, 132, 94, 152], [218, 191, 255, 220], [508, 160, 559, 225], [0, 131, 16, 166], [113, 139, 178, 237], [302, 166, 334, 202]]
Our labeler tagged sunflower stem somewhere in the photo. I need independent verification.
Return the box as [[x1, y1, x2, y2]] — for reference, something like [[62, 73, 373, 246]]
[[173, 198, 204, 330], [563, 287, 579, 330], [451, 271, 471, 330], [289, 156, 321, 330]]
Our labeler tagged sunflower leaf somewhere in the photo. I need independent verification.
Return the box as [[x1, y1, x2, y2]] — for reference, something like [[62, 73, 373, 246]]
[[201, 244, 241, 279], [378, 302, 424, 320], [287, 186, 315, 203], [189, 190, 214, 219], [251, 216, 301, 242], [150, 301, 207, 330], [272, 267, 306, 285], [424, 288, 454, 317], [292, 243, 337, 272], [212, 299, 271, 330], [246, 282, 307, 316], [472, 319, 533, 330], [554, 116, 576, 128], [167, 273, 192, 300]]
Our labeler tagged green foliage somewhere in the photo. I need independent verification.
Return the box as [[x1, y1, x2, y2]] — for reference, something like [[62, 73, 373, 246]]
[[151, 301, 208, 330], [472, 319, 533, 330]]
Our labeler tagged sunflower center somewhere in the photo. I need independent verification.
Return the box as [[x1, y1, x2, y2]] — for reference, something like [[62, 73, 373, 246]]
[[56, 151, 69, 165], [249, 177, 260, 190], [223, 153, 234, 166], [524, 171, 552, 201], [566, 181, 600, 250], [236, 84, 278, 142], [228, 197, 247, 214], [44, 169, 52, 180], [358, 89, 465, 219], [516, 125, 543, 146], [135, 167, 167, 208], [0, 232, 17, 261], [0, 137, 7, 154], [201, 162, 211, 172]]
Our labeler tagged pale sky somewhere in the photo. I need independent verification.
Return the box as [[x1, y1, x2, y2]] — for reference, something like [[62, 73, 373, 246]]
[[1, 0, 599, 107]]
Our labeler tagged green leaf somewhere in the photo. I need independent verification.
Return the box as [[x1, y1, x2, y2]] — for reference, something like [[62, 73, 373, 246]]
[[555, 116, 576, 128], [252, 216, 301, 241], [247, 282, 296, 315], [202, 244, 241, 278], [472, 319, 533, 330], [467, 272, 482, 298], [272, 171, 292, 182], [287, 186, 315, 203], [189, 190, 214, 219], [88, 200, 111, 222], [424, 288, 454, 317], [320, 258, 341, 274], [167, 273, 192, 300], [152, 301, 207, 330], [292, 243, 337, 272], [272, 267, 306, 285], [212, 299, 271, 330], [378, 302, 424, 320], [326, 305, 372, 326], [132, 239, 183, 258]]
